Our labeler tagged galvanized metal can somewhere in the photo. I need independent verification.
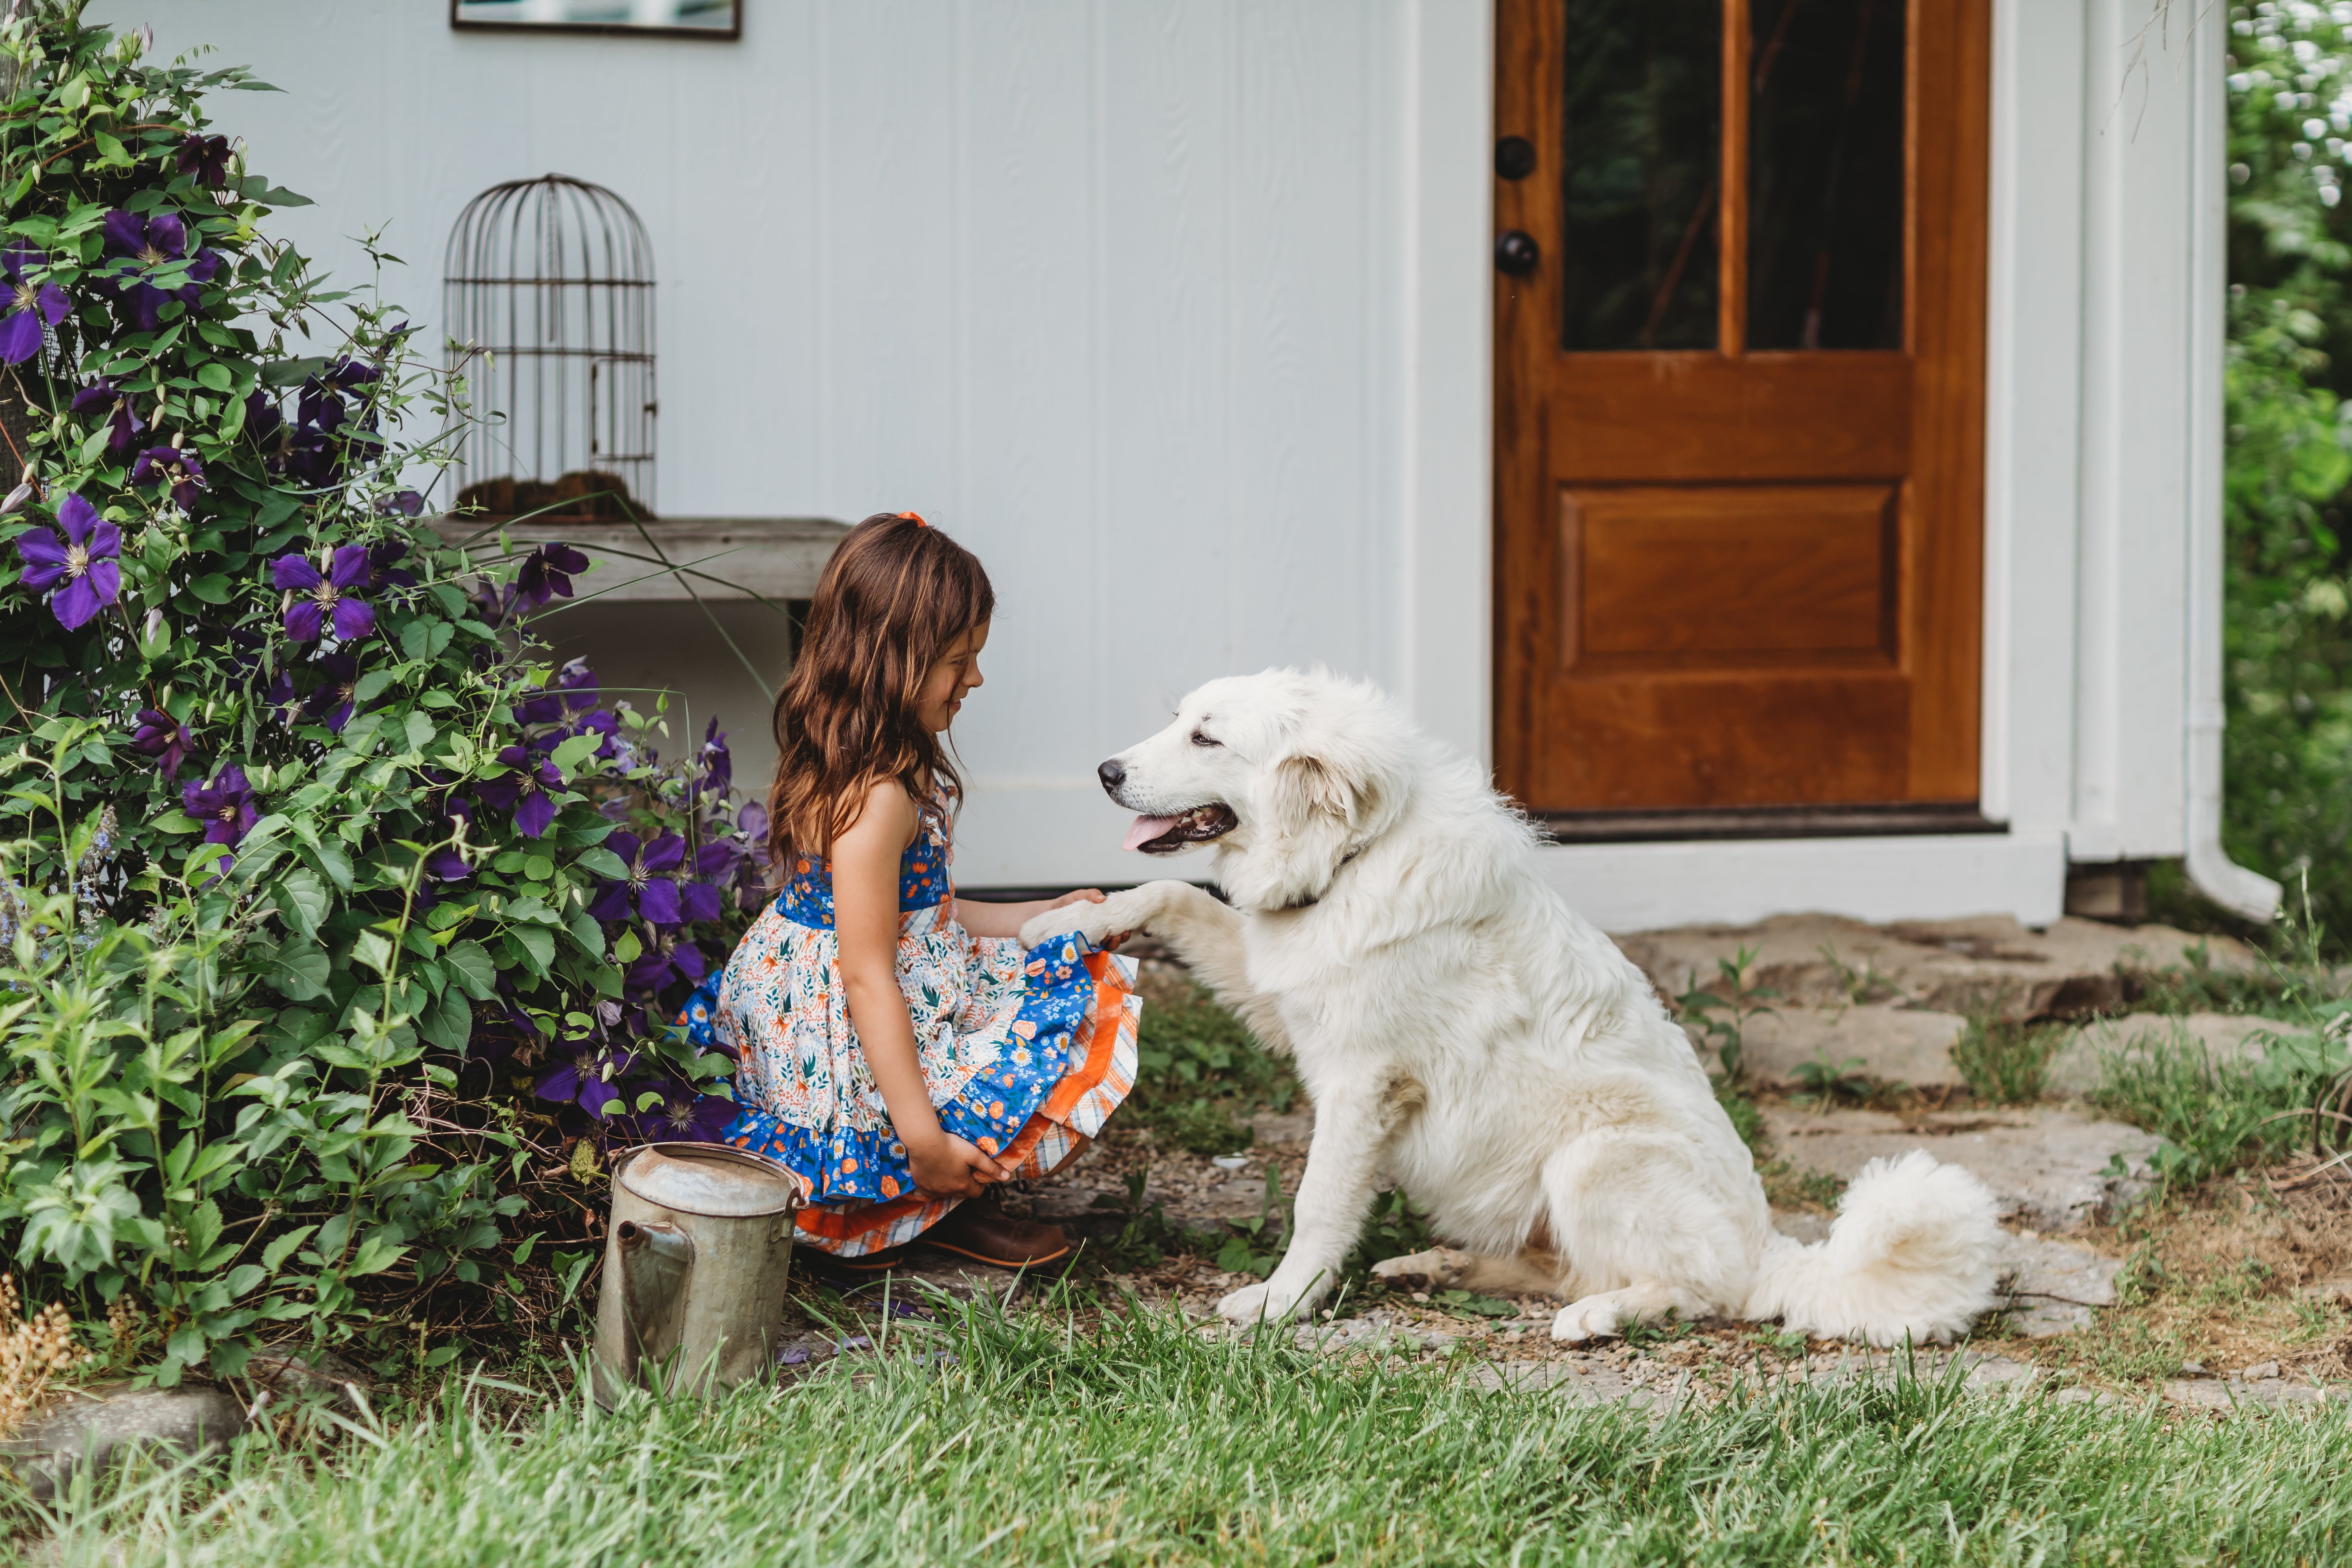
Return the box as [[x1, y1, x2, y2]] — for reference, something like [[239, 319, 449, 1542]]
[[590, 1142, 801, 1405]]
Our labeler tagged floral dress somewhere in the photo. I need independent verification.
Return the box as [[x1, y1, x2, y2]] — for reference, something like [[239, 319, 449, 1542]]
[[677, 799, 1139, 1257]]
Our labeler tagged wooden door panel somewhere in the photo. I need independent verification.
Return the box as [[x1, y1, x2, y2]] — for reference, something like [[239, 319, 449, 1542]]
[[1539, 672, 1911, 808], [1494, 0, 1987, 818], [1565, 483, 1897, 670], [1547, 353, 1911, 480]]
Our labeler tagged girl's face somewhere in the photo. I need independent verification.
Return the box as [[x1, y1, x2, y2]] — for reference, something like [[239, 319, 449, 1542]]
[[916, 620, 988, 733]]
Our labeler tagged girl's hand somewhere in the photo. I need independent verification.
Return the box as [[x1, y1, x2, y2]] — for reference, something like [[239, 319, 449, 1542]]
[[1044, 888, 1108, 911], [908, 1132, 1011, 1199]]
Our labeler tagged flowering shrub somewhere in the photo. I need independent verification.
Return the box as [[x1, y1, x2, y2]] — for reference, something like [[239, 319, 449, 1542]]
[[0, 7, 762, 1383]]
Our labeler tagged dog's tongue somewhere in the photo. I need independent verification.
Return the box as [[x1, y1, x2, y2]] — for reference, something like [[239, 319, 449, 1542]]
[[1122, 814, 1179, 852]]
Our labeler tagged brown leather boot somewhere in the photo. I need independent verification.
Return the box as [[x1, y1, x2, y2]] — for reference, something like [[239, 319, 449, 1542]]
[[921, 1198, 1073, 1270]]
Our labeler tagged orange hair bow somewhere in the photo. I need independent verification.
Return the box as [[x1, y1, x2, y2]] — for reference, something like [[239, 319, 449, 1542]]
[[898, 510, 927, 528]]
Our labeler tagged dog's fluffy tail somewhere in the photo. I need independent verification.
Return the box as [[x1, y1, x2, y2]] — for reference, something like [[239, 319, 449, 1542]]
[[1744, 1150, 2004, 1347]]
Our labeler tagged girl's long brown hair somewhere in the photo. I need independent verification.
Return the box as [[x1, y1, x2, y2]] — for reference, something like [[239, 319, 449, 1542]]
[[766, 512, 994, 868]]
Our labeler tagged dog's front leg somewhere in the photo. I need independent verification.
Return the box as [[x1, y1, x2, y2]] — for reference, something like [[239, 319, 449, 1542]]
[[1217, 1074, 1396, 1327]]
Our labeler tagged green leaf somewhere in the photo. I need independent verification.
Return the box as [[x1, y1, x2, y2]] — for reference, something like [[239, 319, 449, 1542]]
[[352, 929, 397, 977], [613, 927, 643, 964], [194, 361, 234, 393], [443, 939, 498, 1001], [261, 1224, 315, 1273], [348, 1233, 406, 1277], [186, 572, 232, 604], [417, 987, 471, 1053], [151, 810, 200, 835], [272, 865, 330, 941], [404, 711, 435, 755], [550, 732, 603, 781], [260, 940, 330, 1002], [566, 908, 605, 959], [572, 846, 628, 880], [505, 925, 555, 975]]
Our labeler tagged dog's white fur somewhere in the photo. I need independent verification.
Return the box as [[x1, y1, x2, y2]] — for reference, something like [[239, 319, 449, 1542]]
[[1021, 668, 2003, 1346]]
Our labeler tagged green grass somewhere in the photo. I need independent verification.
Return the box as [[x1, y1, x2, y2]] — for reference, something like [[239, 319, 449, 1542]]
[[2087, 1018, 2349, 1187], [23, 1303, 2352, 1566], [1950, 1014, 2068, 1105], [1127, 976, 1297, 1154]]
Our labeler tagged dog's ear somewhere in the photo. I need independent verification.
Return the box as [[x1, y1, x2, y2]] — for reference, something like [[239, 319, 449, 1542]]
[[1229, 745, 1377, 912]]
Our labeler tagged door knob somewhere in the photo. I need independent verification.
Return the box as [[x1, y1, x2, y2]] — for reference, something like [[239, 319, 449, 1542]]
[[1494, 135, 1536, 180], [1494, 230, 1540, 277]]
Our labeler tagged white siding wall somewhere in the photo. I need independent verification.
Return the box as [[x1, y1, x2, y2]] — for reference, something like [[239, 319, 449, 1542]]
[[141, 0, 1462, 887]]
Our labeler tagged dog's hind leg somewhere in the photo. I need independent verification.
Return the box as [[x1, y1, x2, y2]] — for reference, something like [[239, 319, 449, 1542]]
[[1370, 1247, 1563, 1298], [1538, 1133, 1748, 1342]]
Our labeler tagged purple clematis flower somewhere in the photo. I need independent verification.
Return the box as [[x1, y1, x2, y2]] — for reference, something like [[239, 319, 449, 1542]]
[[696, 717, 731, 799], [97, 210, 221, 332], [263, 666, 299, 724], [535, 1044, 639, 1119], [367, 538, 417, 591], [634, 1090, 737, 1144], [513, 542, 589, 611], [475, 745, 565, 838], [424, 830, 470, 882], [71, 379, 146, 454], [129, 445, 207, 509], [176, 133, 232, 189], [244, 389, 285, 449], [586, 830, 687, 926], [270, 545, 375, 642], [130, 708, 193, 779], [625, 931, 708, 993], [556, 658, 601, 711], [183, 764, 257, 847], [375, 489, 424, 518], [16, 493, 119, 631], [303, 652, 362, 732], [0, 246, 67, 365]]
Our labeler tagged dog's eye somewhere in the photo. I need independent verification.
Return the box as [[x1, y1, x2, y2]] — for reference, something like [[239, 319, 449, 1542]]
[[1190, 730, 1221, 748]]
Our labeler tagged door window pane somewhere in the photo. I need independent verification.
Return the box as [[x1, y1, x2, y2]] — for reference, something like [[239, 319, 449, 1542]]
[[1558, 0, 1722, 351], [1746, 0, 1905, 350]]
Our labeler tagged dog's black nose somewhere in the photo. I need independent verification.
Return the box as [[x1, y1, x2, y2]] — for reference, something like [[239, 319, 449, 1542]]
[[1097, 759, 1125, 794]]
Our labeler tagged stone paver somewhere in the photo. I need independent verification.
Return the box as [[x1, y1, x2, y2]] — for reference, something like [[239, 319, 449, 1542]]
[[1731, 1004, 1968, 1090], [1617, 914, 2254, 1023], [1995, 1229, 2126, 1335], [1761, 1104, 2163, 1232], [1, 1383, 246, 1499]]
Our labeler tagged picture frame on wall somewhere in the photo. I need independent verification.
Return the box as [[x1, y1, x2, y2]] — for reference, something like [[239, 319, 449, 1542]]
[[450, 0, 741, 40]]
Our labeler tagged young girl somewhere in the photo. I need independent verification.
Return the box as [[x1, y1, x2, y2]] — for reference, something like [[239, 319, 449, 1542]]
[[679, 512, 1138, 1269]]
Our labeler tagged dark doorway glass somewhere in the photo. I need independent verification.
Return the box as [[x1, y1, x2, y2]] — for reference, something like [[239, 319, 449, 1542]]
[[1746, 0, 1906, 351], [1557, 0, 1722, 351]]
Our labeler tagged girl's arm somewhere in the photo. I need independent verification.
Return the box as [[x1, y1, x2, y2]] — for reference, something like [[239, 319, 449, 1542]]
[[955, 888, 1106, 940], [832, 780, 1008, 1199]]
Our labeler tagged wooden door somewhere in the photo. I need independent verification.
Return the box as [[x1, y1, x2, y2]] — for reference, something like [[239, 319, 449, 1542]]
[[1494, 0, 1989, 824]]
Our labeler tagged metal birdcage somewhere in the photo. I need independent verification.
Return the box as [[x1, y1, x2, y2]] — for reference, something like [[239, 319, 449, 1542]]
[[444, 174, 656, 519]]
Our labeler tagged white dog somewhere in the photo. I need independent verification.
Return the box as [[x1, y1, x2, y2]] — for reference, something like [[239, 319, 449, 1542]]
[[1020, 668, 2002, 1346]]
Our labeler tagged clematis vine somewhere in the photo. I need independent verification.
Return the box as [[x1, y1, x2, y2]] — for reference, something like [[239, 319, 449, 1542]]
[[16, 493, 119, 630], [626, 931, 708, 993], [587, 830, 688, 925], [129, 444, 206, 509], [474, 745, 566, 838], [0, 245, 66, 364], [303, 652, 362, 731], [130, 707, 193, 779], [513, 542, 589, 611], [270, 545, 375, 641], [97, 210, 221, 332], [70, 379, 146, 453], [694, 717, 732, 800]]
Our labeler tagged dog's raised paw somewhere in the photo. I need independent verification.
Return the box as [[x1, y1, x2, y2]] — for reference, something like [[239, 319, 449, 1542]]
[[1550, 1295, 1624, 1343], [1016, 905, 1102, 950]]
